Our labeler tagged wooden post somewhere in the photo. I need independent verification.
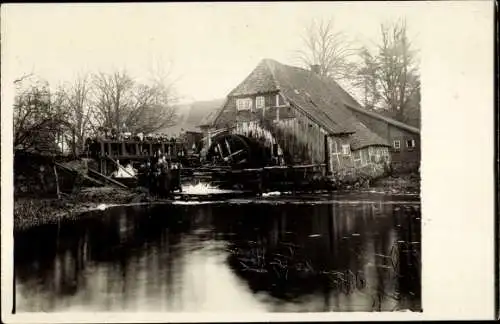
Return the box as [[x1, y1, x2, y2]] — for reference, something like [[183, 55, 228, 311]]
[[53, 164, 61, 199], [121, 142, 126, 156], [72, 129, 77, 157], [100, 142, 104, 157], [224, 139, 232, 162], [216, 143, 224, 160], [324, 135, 331, 175], [178, 167, 182, 192]]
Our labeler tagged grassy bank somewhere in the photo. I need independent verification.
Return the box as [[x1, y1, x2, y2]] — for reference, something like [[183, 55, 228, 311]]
[[14, 187, 148, 231], [370, 172, 420, 194]]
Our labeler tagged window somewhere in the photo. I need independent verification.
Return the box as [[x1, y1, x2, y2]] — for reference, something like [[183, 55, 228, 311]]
[[406, 139, 416, 149], [342, 144, 351, 155], [256, 96, 265, 109], [236, 98, 252, 111], [393, 140, 401, 150]]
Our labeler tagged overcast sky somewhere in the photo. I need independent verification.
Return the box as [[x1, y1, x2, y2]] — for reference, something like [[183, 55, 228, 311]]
[[0, 2, 485, 103], [2, 2, 428, 103], [0, 5, 495, 315]]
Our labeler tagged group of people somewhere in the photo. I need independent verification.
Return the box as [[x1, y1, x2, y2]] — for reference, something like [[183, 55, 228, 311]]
[[137, 155, 181, 198], [96, 127, 175, 143]]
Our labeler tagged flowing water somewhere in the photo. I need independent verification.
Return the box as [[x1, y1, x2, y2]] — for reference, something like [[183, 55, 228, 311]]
[[14, 192, 421, 313]]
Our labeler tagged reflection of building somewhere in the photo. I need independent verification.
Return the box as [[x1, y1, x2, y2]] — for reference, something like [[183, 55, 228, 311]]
[[14, 202, 422, 312]]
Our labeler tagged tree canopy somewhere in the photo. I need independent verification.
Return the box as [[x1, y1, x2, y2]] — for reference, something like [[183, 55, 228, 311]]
[[13, 69, 179, 154]]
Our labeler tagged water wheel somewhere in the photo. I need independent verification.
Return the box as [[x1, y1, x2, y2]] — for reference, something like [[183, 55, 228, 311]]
[[205, 133, 271, 168]]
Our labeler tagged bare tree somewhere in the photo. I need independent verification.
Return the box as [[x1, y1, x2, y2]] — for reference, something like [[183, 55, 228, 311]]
[[377, 20, 419, 117], [296, 18, 357, 81], [91, 69, 178, 135], [59, 73, 93, 154], [352, 47, 380, 109], [13, 76, 70, 152], [91, 70, 135, 133], [353, 19, 420, 125]]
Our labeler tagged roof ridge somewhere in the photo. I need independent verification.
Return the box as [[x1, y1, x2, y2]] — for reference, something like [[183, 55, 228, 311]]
[[263, 59, 280, 90], [264, 58, 313, 74]]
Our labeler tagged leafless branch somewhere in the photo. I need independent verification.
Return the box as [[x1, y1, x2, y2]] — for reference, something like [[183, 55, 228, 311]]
[[295, 18, 357, 81]]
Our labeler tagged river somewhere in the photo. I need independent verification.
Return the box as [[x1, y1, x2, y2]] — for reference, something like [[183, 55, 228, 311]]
[[14, 192, 421, 313]]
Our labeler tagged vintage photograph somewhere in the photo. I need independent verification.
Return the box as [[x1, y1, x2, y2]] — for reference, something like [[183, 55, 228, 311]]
[[6, 3, 422, 314]]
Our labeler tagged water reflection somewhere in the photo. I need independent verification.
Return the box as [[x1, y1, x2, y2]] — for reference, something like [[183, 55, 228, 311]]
[[14, 196, 421, 312]]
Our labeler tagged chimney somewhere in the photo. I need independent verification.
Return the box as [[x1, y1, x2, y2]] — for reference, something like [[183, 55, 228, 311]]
[[310, 64, 321, 75]]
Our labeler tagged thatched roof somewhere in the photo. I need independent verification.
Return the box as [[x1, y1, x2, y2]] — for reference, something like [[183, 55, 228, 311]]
[[216, 59, 391, 149]]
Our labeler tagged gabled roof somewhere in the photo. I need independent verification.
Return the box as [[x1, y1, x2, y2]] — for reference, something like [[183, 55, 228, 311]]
[[199, 107, 222, 128], [265, 59, 357, 135], [228, 60, 279, 97], [161, 98, 225, 135], [216, 58, 391, 149]]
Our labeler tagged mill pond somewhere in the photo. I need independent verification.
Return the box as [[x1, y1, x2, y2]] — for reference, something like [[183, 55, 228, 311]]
[[14, 192, 421, 313]]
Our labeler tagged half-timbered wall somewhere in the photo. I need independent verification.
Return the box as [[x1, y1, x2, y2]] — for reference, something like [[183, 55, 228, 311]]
[[216, 91, 327, 165], [349, 109, 420, 172], [214, 90, 391, 179], [328, 134, 390, 178]]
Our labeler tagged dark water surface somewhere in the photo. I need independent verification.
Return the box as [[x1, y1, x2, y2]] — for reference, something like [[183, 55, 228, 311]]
[[14, 193, 421, 312]]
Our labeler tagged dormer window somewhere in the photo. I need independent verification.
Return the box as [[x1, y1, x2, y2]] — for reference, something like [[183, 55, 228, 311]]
[[236, 98, 252, 111], [256, 96, 265, 109]]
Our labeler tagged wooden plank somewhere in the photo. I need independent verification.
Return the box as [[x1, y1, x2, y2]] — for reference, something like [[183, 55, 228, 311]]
[[88, 168, 129, 189], [54, 162, 106, 187]]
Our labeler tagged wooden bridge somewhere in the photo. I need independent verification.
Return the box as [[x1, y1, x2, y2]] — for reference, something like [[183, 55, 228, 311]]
[[86, 138, 199, 176]]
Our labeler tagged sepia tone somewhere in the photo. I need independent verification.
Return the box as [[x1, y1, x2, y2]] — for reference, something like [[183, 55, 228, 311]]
[[11, 2, 488, 318]]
